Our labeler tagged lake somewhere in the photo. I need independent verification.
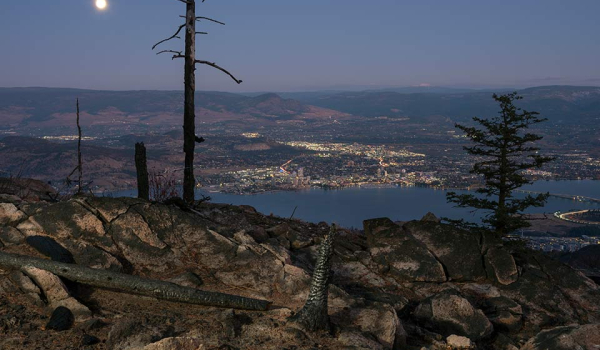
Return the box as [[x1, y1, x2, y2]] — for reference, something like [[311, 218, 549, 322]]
[[193, 180, 600, 229]]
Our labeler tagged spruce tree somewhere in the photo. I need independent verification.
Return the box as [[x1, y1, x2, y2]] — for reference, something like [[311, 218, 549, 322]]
[[446, 92, 554, 235]]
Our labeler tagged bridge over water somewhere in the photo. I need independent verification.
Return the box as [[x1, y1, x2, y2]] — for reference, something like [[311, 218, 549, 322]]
[[515, 189, 600, 204]]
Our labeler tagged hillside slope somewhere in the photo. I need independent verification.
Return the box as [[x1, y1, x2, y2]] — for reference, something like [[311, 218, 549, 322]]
[[1, 195, 599, 349]]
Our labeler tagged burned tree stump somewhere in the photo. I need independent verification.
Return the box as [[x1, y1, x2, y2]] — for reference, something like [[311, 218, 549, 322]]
[[135, 142, 149, 201], [289, 224, 337, 332]]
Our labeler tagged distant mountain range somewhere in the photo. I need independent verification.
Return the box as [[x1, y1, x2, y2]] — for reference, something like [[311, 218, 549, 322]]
[[299, 85, 600, 125], [1, 85, 599, 130]]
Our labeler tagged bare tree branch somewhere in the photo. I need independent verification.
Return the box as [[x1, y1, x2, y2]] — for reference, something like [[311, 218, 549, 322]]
[[157, 50, 183, 56], [196, 32, 208, 35], [195, 60, 242, 84], [180, 15, 225, 25], [152, 24, 186, 50]]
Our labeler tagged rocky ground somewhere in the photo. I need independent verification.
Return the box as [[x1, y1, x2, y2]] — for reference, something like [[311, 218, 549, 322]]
[[0, 193, 599, 350]]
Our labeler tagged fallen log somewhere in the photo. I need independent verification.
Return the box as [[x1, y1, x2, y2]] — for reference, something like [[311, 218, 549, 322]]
[[0, 251, 271, 311]]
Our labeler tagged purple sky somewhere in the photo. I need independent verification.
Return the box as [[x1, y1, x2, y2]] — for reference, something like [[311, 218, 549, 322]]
[[1, 0, 599, 92]]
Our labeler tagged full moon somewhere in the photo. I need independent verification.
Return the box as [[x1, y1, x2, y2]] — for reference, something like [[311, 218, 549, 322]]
[[95, 0, 107, 10]]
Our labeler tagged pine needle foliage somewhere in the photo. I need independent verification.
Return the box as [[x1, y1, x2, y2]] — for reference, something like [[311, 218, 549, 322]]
[[446, 92, 554, 235]]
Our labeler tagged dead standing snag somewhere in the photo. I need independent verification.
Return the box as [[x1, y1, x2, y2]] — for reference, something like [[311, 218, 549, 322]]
[[153, 0, 242, 203]]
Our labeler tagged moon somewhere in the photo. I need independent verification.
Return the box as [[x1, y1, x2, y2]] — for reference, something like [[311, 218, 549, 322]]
[[95, 0, 107, 10]]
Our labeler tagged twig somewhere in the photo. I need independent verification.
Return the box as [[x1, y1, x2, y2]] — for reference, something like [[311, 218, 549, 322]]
[[152, 24, 186, 50], [195, 60, 243, 84]]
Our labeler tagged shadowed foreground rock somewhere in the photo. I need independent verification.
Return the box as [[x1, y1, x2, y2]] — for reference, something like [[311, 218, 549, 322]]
[[1, 195, 600, 349], [289, 224, 336, 332]]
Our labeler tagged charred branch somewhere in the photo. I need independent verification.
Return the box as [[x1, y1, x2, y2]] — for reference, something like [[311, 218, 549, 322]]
[[0, 251, 271, 311], [195, 135, 205, 143], [195, 60, 242, 84], [152, 24, 186, 50]]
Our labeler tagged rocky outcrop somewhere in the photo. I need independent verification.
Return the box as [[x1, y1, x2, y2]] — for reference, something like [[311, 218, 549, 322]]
[[1, 195, 599, 350]]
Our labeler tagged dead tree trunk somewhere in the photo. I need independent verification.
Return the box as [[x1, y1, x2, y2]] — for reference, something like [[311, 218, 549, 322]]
[[135, 142, 149, 201], [76, 98, 82, 194], [289, 224, 337, 332], [152, 1, 242, 204], [182, 0, 196, 204], [0, 251, 271, 311]]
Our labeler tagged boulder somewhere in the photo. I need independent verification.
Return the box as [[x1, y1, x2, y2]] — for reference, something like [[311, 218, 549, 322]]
[[333, 302, 406, 349], [421, 212, 441, 223], [45, 306, 74, 331], [481, 296, 523, 332], [0, 203, 26, 226], [446, 334, 473, 349], [414, 291, 493, 340], [364, 218, 446, 283], [520, 324, 600, 350], [22, 267, 91, 319], [8, 271, 43, 305], [0, 226, 25, 245], [403, 221, 487, 282], [485, 248, 518, 285]]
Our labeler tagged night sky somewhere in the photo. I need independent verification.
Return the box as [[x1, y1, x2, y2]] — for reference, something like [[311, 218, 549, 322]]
[[1, 0, 599, 92]]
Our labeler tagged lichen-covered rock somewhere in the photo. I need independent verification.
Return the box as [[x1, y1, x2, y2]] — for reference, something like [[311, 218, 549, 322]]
[[520, 324, 600, 350], [414, 290, 493, 340], [364, 218, 446, 283]]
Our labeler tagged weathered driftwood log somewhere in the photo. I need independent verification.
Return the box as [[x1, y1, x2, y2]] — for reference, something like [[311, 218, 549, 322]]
[[135, 142, 150, 201], [289, 224, 337, 332], [0, 251, 271, 311]]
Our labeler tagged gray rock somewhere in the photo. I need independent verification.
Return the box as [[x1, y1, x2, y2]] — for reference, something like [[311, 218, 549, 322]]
[[0, 226, 25, 245], [22, 267, 91, 319], [414, 290, 493, 341], [404, 221, 487, 282], [169, 271, 203, 288], [46, 306, 74, 331], [421, 212, 441, 223], [0, 203, 27, 226], [446, 334, 473, 349], [485, 248, 518, 285], [364, 218, 446, 283], [481, 296, 523, 332], [520, 324, 600, 350]]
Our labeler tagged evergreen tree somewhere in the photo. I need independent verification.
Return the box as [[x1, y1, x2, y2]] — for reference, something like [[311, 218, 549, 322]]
[[446, 92, 554, 235]]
